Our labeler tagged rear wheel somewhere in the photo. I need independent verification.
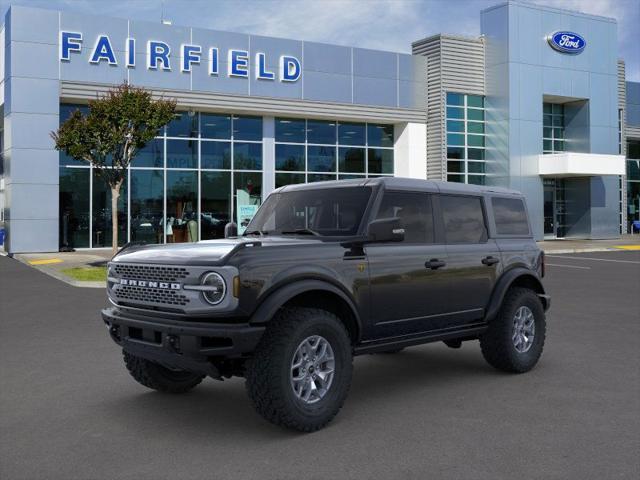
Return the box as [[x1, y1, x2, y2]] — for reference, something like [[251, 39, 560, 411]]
[[123, 351, 205, 393], [245, 307, 353, 432], [479, 287, 546, 373]]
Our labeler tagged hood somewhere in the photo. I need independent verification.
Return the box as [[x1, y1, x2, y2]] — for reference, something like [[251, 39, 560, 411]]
[[111, 236, 324, 266]]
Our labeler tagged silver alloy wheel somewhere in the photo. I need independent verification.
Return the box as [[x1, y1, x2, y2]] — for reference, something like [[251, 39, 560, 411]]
[[512, 306, 535, 353], [290, 335, 335, 404]]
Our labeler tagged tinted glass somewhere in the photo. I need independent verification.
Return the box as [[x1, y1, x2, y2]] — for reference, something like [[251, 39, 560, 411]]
[[92, 169, 127, 247], [467, 134, 485, 147], [59, 167, 90, 248], [276, 173, 306, 188], [367, 124, 394, 147], [247, 186, 372, 236], [233, 115, 262, 141], [166, 139, 197, 168], [368, 148, 393, 174], [375, 192, 434, 243], [627, 159, 640, 181], [447, 161, 464, 173], [447, 174, 464, 183], [446, 106, 464, 119], [446, 92, 464, 106], [628, 140, 640, 159], [339, 147, 365, 173], [201, 171, 231, 240], [234, 142, 262, 170], [468, 161, 486, 173], [130, 169, 164, 244], [234, 171, 262, 206], [276, 144, 305, 171], [492, 197, 530, 235], [307, 145, 336, 172], [468, 148, 485, 160], [467, 122, 484, 134], [467, 109, 484, 121], [201, 141, 231, 169], [59, 103, 90, 166], [307, 120, 336, 144], [467, 95, 484, 108], [308, 174, 337, 182], [134, 138, 163, 168], [166, 170, 198, 243], [447, 120, 464, 133], [338, 122, 365, 146], [167, 111, 198, 138], [467, 175, 485, 185], [201, 113, 231, 139], [275, 117, 306, 143], [441, 195, 487, 243], [447, 133, 464, 146], [447, 147, 464, 159]]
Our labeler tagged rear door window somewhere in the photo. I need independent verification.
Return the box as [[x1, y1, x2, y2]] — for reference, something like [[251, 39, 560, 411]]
[[492, 197, 530, 235], [375, 191, 435, 243], [440, 195, 488, 244]]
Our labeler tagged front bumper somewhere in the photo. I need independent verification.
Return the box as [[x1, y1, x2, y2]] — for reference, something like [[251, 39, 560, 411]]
[[102, 307, 265, 377]]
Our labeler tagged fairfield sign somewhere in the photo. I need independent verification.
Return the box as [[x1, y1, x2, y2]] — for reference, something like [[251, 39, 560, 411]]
[[59, 31, 302, 82]]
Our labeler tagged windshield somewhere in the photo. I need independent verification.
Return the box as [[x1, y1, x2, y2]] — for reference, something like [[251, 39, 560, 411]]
[[245, 186, 373, 237]]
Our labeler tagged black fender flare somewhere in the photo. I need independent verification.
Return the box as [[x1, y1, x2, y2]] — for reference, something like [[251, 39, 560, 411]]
[[249, 279, 362, 340], [484, 268, 548, 323]]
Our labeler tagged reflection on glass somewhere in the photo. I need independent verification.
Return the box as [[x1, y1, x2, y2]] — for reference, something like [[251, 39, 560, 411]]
[[446, 120, 464, 133], [339, 147, 365, 173], [167, 111, 198, 138], [234, 172, 262, 219], [92, 170, 127, 247], [59, 167, 90, 248], [308, 174, 336, 183], [446, 93, 464, 106], [233, 115, 262, 141], [338, 122, 365, 146], [447, 147, 464, 159], [307, 145, 336, 172], [167, 139, 197, 168], [447, 133, 464, 146], [368, 148, 393, 174], [134, 139, 163, 168], [234, 142, 262, 170], [130, 169, 164, 244], [306, 120, 336, 145], [447, 161, 464, 173], [201, 171, 231, 240], [59, 104, 90, 166], [276, 173, 306, 188], [367, 124, 394, 147], [276, 144, 305, 171], [167, 171, 198, 243], [276, 118, 306, 143], [201, 141, 231, 169], [201, 113, 231, 139]]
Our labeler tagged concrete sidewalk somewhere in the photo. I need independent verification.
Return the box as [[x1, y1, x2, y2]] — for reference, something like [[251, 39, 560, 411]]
[[537, 234, 640, 254]]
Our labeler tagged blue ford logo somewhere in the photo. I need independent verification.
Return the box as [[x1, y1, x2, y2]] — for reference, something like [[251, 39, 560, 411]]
[[547, 31, 586, 54]]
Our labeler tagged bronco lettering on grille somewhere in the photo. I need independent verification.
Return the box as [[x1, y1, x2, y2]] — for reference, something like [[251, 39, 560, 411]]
[[119, 279, 181, 290]]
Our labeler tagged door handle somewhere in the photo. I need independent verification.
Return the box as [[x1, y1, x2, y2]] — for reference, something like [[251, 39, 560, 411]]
[[482, 256, 500, 266], [425, 258, 446, 270]]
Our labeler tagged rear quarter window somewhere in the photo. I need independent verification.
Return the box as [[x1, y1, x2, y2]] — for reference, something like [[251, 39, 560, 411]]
[[492, 197, 530, 235]]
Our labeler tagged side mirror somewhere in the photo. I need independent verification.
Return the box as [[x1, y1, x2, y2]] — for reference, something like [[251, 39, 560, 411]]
[[224, 222, 237, 238], [366, 217, 405, 243]]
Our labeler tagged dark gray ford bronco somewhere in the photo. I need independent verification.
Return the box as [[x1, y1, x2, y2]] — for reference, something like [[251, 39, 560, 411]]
[[102, 177, 550, 431]]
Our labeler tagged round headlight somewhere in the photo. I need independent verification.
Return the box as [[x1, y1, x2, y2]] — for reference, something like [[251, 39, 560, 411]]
[[201, 272, 226, 305]]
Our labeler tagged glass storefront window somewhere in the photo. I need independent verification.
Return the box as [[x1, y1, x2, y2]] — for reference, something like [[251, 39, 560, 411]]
[[59, 167, 90, 248], [201, 141, 231, 169], [339, 147, 365, 173], [234, 172, 262, 206], [134, 138, 164, 168], [368, 148, 393, 174], [446, 106, 464, 119], [307, 120, 336, 144], [234, 142, 262, 170], [130, 169, 164, 244], [446, 120, 464, 133], [276, 173, 306, 188], [167, 139, 198, 169], [166, 170, 198, 243], [367, 124, 394, 148], [627, 140, 640, 231], [233, 115, 262, 141], [446, 92, 464, 106], [276, 144, 305, 171], [276, 118, 306, 143], [338, 122, 366, 146], [308, 174, 337, 183], [201, 113, 231, 139], [59, 104, 90, 167], [308, 145, 336, 172], [92, 170, 127, 248], [201, 171, 231, 240], [543, 103, 565, 154], [167, 111, 198, 138]]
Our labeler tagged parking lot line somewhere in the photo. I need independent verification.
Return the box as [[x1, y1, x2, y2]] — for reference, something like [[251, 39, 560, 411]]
[[614, 245, 640, 251], [546, 255, 640, 264], [546, 263, 591, 269], [28, 258, 63, 265]]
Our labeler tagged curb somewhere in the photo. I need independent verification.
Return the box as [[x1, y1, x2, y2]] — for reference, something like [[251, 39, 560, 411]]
[[10, 255, 106, 289], [540, 247, 619, 254]]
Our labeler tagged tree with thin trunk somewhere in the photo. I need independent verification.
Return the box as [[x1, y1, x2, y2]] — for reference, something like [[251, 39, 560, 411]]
[[52, 83, 176, 256]]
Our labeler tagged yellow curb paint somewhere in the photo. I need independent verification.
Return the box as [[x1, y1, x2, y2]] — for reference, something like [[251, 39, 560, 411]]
[[29, 259, 63, 265], [613, 245, 640, 251]]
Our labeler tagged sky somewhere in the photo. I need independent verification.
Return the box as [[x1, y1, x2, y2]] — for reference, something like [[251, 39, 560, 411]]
[[1, 0, 638, 80]]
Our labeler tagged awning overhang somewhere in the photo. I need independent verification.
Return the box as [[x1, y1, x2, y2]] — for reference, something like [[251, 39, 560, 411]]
[[538, 152, 626, 177]]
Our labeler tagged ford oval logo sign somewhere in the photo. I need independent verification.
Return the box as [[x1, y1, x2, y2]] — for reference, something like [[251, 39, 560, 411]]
[[547, 31, 586, 54]]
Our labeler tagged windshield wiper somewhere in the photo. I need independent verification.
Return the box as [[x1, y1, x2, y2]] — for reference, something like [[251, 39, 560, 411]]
[[280, 228, 321, 236]]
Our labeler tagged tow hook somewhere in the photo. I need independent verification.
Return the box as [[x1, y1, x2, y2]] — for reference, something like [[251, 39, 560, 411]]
[[167, 335, 181, 353]]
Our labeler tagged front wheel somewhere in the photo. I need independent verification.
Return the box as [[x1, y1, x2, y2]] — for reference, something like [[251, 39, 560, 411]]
[[123, 351, 205, 393], [245, 307, 353, 432], [479, 287, 546, 373]]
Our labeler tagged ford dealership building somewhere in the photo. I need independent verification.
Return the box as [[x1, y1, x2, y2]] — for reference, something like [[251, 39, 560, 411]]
[[1, 1, 639, 252]]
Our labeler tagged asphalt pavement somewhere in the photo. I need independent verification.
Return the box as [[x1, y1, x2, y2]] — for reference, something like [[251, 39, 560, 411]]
[[1, 251, 639, 480]]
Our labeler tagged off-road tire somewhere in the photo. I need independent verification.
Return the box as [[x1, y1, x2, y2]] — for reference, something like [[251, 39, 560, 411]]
[[245, 307, 353, 432], [123, 350, 205, 393], [479, 287, 546, 373]]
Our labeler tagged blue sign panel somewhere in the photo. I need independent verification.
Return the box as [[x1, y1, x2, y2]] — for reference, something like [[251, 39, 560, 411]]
[[547, 31, 586, 54]]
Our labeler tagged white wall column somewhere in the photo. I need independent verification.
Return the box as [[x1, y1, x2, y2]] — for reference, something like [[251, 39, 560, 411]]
[[394, 122, 427, 179], [262, 116, 275, 198]]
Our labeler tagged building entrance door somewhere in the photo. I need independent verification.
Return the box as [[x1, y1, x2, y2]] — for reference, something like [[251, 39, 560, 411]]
[[543, 178, 567, 238]]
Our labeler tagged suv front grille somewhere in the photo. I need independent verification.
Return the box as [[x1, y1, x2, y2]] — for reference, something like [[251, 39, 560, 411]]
[[113, 264, 189, 282], [114, 284, 190, 306]]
